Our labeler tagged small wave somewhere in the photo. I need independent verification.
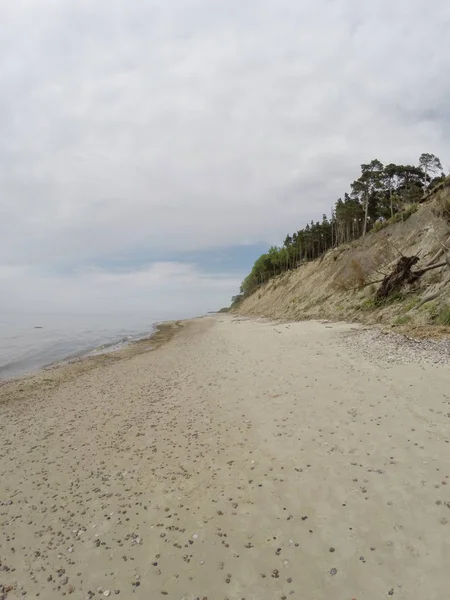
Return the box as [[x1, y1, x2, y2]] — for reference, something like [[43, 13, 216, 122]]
[[0, 321, 158, 381]]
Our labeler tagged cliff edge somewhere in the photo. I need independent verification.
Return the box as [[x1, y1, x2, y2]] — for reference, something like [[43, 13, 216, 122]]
[[235, 181, 450, 334]]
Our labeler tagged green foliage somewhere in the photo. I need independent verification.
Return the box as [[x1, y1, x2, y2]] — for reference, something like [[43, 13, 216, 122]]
[[372, 203, 419, 233], [372, 220, 388, 233], [393, 315, 412, 326], [361, 297, 377, 310], [432, 185, 450, 223], [435, 305, 450, 326], [234, 153, 442, 302], [230, 294, 244, 308], [384, 291, 407, 305], [419, 153, 443, 190], [403, 297, 419, 312], [391, 202, 419, 223]]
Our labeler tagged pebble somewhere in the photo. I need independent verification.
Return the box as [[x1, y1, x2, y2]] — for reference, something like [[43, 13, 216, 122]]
[[343, 329, 450, 367]]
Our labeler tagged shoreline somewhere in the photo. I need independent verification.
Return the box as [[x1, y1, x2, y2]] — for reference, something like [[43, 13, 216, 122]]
[[3, 310, 448, 389], [0, 318, 190, 398]]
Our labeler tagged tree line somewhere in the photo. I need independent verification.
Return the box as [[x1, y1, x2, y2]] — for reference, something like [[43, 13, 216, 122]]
[[237, 153, 445, 299]]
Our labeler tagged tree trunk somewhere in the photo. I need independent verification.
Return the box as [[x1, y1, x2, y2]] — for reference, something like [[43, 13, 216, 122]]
[[423, 165, 428, 192], [363, 193, 369, 236]]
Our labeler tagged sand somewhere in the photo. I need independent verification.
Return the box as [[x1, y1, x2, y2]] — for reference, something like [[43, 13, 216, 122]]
[[1, 315, 450, 600]]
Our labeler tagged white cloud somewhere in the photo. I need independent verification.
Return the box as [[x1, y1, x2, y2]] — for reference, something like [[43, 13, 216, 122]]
[[0, 262, 240, 314], [1, 0, 450, 310]]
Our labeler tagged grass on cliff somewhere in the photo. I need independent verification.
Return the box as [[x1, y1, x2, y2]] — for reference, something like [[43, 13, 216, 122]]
[[435, 305, 450, 326], [372, 203, 419, 233]]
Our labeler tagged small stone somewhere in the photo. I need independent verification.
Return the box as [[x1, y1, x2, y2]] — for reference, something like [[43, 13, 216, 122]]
[[329, 547, 335, 553], [104, 592, 111, 597], [330, 568, 337, 576]]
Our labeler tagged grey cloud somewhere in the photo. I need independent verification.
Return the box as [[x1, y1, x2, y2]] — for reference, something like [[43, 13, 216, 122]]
[[0, 261, 240, 313], [1, 0, 450, 288]]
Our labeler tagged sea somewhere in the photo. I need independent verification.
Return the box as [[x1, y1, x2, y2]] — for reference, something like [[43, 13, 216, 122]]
[[0, 311, 192, 381]]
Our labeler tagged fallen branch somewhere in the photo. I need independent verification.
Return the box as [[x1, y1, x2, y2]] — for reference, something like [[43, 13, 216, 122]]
[[358, 277, 385, 290], [414, 260, 448, 276], [426, 247, 444, 266], [372, 267, 389, 277], [425, 236, 450, 266], [387, 239, 405, 258], [414, 291, 443, 310]]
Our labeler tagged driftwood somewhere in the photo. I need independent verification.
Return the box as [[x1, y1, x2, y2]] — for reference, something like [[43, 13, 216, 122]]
[[414, 261, 449, 276], [375, 256, 420, 299], [415, 291, 443, 310], [375, 253, 450, 301], [425, 236, 450, 266]]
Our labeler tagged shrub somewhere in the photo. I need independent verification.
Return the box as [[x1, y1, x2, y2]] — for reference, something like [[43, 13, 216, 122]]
[[432, 189, 450, 223], [370, 204, 418, 233], [393, 315, 411, 326], [372, 220, 388, 233], [390, 203, 419, 224], [350, 259, 367, 288], [435, 305, 450, 326], [361, 297, 377, 310], [333, 259, 369, 291]]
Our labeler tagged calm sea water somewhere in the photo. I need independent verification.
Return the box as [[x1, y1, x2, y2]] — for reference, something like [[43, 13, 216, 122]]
[[0, 311, 190, 380]]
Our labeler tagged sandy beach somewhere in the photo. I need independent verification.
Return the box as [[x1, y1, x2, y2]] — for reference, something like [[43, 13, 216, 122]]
[[1, 315, 450, 600]]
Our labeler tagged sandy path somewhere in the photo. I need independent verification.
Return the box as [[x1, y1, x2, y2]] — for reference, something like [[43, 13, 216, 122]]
[[1, 316, 450, 600]]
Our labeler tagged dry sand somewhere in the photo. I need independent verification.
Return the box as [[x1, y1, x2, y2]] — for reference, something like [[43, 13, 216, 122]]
[[1, 315, 450, 600]]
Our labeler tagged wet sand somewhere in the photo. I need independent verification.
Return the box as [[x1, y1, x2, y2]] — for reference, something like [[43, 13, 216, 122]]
[[1, 315, 449, 600]]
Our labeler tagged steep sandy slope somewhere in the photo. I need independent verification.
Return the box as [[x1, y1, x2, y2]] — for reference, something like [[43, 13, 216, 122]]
[[236, 188, 450, 332]]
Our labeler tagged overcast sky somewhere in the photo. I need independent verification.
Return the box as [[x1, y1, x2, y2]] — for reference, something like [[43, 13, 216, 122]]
[[1, 0, 449, 314]]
